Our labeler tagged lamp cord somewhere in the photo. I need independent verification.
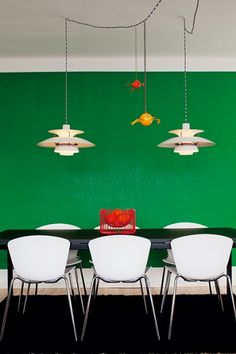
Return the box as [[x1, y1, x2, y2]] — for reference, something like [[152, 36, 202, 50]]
[[66, 0, 162, 29], [183, 0, 200, 122], [144, 21, 147, 113], [66, 0, 200, 32], [184, 0, 200, 34], [64, 0, 200, 124], [67, 0, 162, 108], [65, 18, 68, 125], [183, 23, 188, 122], [135, 25, 138, 80]]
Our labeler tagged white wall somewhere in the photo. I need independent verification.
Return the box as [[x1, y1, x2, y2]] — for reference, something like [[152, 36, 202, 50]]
[[0, 56, 236, 72]]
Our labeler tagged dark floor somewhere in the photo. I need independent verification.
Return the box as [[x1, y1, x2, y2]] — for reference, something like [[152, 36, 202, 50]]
[[0, 294, 235, 353]]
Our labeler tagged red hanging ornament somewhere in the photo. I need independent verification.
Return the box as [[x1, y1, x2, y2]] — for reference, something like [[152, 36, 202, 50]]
[[127, 79, 144, 92]]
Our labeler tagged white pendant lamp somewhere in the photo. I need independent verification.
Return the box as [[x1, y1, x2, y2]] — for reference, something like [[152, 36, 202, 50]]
[[159, 122, 214, 155], [158, 2, 215, 156], [38, 19, 95, 156], [38, 124, 95, 156]]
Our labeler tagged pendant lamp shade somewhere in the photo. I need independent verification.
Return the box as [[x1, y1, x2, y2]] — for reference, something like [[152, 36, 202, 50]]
[[158, 122, 215, 155], [38, 124, 95, 156]]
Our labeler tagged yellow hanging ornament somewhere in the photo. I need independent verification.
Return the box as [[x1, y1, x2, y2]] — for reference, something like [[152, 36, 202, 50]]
[[131, 112, 160, 126]]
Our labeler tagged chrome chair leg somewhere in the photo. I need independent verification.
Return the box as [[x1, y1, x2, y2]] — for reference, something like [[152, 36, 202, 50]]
[[168, 275, 179, 340], [160, 269, 171, 313], [90, 266, 99, 299], [143, 275, 160, 340], [81, 276, 97, 341], [91, 276, 96, 297], [78, 262, 87, 296], [0, 277, 16, 341], [74, 268, 85, 314], [160, 266, 166, 295], [35, 283, 38, 295], [17, 280, 24, 312], [208, 281, 212, 294], [68, 272, 75, 299], [214, 279, 224, 311], [225, 274, 236, 320], [93, 278, 100, 299], [21, 282, 39, 314], [23, 282, 31, 314], [63, 276, 78, 341], [140, 278, 148, 314]]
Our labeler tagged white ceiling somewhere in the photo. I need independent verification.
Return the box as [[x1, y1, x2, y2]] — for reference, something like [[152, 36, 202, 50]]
[[0, 0, 235, 59]]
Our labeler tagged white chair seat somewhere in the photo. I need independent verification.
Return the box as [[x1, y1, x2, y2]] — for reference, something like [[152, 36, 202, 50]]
[[165, 264, 226, 282], [65, 266, 76, 275], [17, 272, 74, 284], [66, 252, 82, 267], [165, 265, 177, 274], [162, 254, 175, 265]]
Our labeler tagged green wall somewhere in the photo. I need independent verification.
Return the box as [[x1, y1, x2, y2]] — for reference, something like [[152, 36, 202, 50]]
[[0, 71, 236, 267]]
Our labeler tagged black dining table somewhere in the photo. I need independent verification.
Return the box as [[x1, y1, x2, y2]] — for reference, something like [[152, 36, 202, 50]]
[[0, 227, 236, 290]]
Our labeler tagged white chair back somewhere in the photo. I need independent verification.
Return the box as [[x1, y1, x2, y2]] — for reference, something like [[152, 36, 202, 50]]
[[171, 234, 233, 280], [37, 224, 81, 263], [8, 235, 70, 282], [89, 235, 150, 281], [163, 222, 207, 262], [164, 222, 206, 229], [37, 223, 80, 230]]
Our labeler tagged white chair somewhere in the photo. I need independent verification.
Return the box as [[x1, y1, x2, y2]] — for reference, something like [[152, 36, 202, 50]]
[[19, 223, 86, 314], [160, 222, 207, 295], [92, 226, 144, 301], [161, 234, 236, 339], [37, 223, 86, 311], [81, 234, 160, 341], [0, 235, 78, 341]]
